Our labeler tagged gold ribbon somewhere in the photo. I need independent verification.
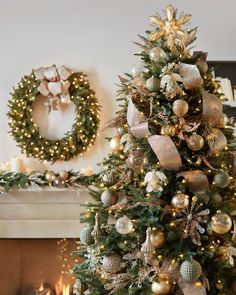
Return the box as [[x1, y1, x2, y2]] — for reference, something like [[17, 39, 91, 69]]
[[34, 65, 72, 110], [208, 128, 227, 153], [179, 63, 203, 90], [177, 170, 209, 194], [127, 98, 182, 170], [202, 91, 223, 126], [148, 135, 182, 170]]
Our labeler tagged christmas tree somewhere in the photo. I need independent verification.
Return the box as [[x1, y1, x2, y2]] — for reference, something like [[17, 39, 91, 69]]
[[73, 5, 236, 295]]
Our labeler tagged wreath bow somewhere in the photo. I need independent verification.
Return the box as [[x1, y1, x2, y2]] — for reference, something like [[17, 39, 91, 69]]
[[34, 65, 72, 110]]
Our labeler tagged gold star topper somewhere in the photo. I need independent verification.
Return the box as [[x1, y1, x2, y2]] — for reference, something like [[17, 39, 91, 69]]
[[149, 4, 197, 53]]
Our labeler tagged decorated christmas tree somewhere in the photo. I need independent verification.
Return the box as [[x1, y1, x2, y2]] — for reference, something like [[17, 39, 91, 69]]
[[73, 5, 236, 295]]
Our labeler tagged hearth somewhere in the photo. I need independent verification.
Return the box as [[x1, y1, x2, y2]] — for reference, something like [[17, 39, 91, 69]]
[[0, 239, 79, 295]]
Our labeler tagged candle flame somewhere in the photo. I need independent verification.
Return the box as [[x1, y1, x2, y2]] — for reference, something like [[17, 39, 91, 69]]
[[55, 277, 70, 295], [39, 283, 44, 291]]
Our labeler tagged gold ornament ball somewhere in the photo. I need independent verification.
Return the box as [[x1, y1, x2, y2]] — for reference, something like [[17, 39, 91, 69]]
[[149, 47, 167, 62], [102, 254, 122, 273], [187, 134, 204, 151], [172, 99, 189, 117], [160, 125, 176, 137], [110, 135, 123, 153], [150, 229, 165, 248], [45, 171, 56, 183], [151, 279, 171, 295], [59, 170, 70, 180], [217, 113, 228, 128], [196, 60, 208, 73], [211, 212, 232, 234], [171, 193, 189, 209]]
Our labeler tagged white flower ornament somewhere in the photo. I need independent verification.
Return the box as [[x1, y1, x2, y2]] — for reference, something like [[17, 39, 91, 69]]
[[144, 170, 167, 192]]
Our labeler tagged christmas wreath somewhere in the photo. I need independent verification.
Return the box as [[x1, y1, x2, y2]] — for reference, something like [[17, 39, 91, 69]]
[[8, 65, 100, 162]]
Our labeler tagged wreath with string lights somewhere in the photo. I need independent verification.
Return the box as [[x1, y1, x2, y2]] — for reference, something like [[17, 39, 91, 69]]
[[8, 65, 100, 162]]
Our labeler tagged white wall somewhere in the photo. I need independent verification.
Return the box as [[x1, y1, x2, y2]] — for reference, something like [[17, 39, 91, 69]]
[[0, 0, 235, 172]]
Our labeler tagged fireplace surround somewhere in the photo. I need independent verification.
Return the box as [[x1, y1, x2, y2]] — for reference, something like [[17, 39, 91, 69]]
[[0, 188, 91, 295]]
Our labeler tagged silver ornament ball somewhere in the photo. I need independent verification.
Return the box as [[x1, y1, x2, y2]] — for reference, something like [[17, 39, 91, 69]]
[[149, 47, 167, 62], [115, 215, 133, 235], [101, 190, 118, 206], [80, 226, 94, 245], [214, 171, 230, 188], [180, 259, 202, 282], [146, 76, 160, 92]]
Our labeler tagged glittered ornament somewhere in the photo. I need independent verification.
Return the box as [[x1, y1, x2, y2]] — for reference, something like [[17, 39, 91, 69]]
[[79, 226, 94, 245], [91, 213, 102, 241], [149, 47, 167, 62], [53, 177, 66, 188], [160, 125, 176, 137], [101, 190, 118, 206], [115, 215, 133, 235], [102, 254, 121, 273], [172, 99, 189, 117], [196, 60, 208, 74], [146, 76, 160, 92], [214, 171, 230, 188], [180, 259, 202, 282], [217, 113, 228, 128], [126, 150, 148, 169], [187, 134, 204, 151], [171, 193, 189, 209], [106, 171, 117, 185], [109, 135, 123, 153], [45, 171, 56, 183], [141, 227, 155, 264], [151, 279, 171, 295], [150, 229, 165, 248], [211, 212, 232, 234], [59, 170, 70, 180]]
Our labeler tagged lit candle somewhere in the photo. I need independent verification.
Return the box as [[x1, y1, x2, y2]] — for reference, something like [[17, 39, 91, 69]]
[[26, 167, 36, 173], [11, 157, 24, 173]]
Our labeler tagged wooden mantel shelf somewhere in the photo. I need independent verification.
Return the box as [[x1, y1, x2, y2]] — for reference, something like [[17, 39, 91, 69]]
[[0, 188, 93, 239]]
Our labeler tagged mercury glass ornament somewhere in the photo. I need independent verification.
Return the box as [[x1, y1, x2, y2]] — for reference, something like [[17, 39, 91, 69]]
[[126, 150, 147, 169], [146, 76, 160, 92], [214, 171, 230, 188], [180, 260, 202, 282], [59, 170, 70, 180], [150, 229, 165, 248], [80, 226, 94, 245], [151, 279, 171, 295], [172, 99, 189, 117], [45, 171, 56, 183], [101, 190, 118, 206], [102, 254, 122, 273], [149, 47, 167, 62], [115, 215, 133, 235], [109, 135, 123, 153], [217, 113, 228, 128], [187, 134, 204, 151], [53, 177, 66, 188], [160, 125, 176, 137], [171, 193, 189, 209], [211, 212, 232, 234]]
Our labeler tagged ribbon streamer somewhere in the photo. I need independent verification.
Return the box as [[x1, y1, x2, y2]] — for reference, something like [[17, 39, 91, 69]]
[[177, 170, 209, 194], [179, 63, 203, 90], [127, 98, 145, 127], [202, 91, 223, 126], [178, 279, 207, 295], [148, 135, 182, 170], [208, 128, 227, 153], [130, 122, 151, 138]]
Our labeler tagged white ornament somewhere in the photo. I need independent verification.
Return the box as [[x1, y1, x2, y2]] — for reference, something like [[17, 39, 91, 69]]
[[144, 170, 167, 193], [115, 215, 133, 234], [131, 61, 148, 77], [146, 76, 160, 92]]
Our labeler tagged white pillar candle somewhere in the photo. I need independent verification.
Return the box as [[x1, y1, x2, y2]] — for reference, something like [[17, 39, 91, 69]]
[[11, 157, 24, 173]]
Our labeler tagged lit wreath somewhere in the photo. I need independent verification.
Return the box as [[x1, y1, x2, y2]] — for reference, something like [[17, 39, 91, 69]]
[[8, 65, 100, 162]]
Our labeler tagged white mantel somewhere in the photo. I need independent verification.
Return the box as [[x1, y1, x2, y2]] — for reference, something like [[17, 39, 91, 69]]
[[0, 188, 93, 238]]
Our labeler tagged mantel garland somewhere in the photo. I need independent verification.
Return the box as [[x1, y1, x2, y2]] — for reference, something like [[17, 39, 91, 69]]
[[8, 65, 100, 162]]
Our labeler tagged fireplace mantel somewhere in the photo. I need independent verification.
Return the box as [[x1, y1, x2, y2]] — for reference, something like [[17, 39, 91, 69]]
[[0, 188, 93, 238]]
